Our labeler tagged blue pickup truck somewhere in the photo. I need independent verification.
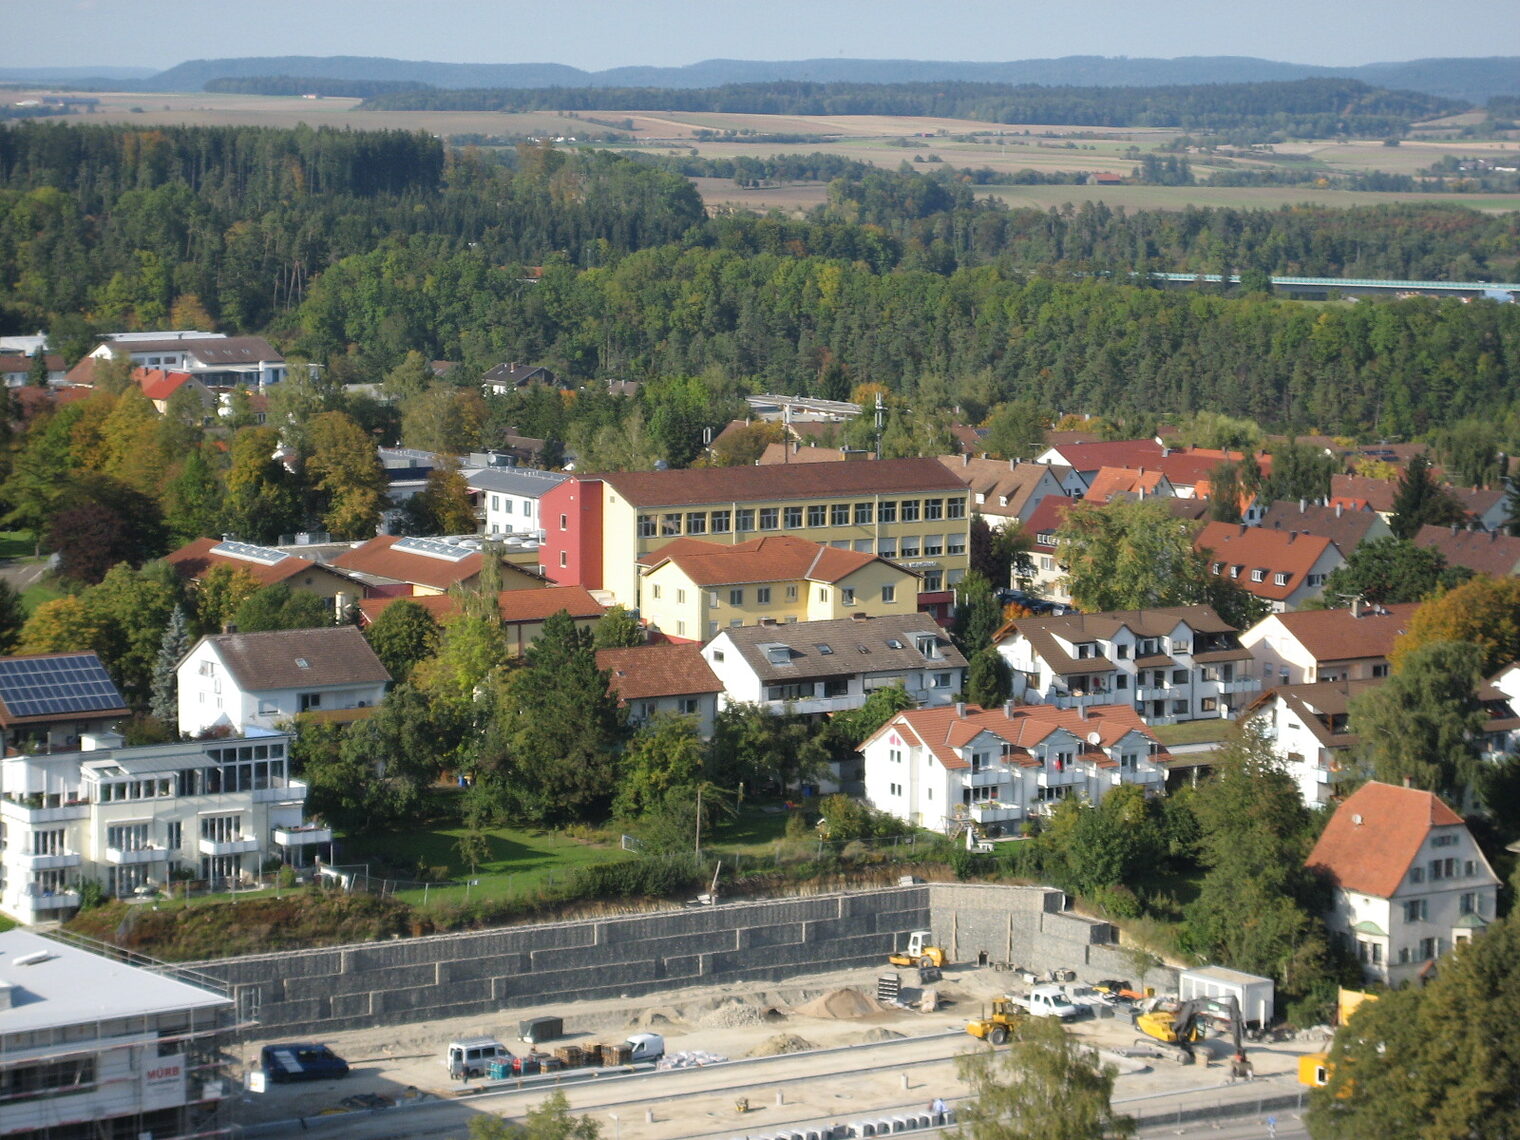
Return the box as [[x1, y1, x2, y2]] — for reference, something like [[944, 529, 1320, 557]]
[[261, 1043, 350, 1083]]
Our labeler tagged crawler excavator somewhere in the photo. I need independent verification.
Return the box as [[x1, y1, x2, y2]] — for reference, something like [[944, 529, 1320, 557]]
[[1134, 994, 1251, 1077]]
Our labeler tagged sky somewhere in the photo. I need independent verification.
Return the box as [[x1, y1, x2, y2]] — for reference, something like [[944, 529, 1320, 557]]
[[5, 0, 1518, 72]]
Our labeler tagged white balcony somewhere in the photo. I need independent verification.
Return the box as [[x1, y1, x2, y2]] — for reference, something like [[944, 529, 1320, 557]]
[[198, 836, 261, 857], [768, 694, 856, 715], [15, 888, 80, 914], [1208, 678, 1260, 694], [969, 801, 1023, 824], [0, 798, 91, 825], [106, 845, 168, 865], [1037, 767, 1085, 787], [966, 768, 1004, 787], [14, 851, 82, 872], [273, 825, 332, 846], [253, 779, 308, 804]]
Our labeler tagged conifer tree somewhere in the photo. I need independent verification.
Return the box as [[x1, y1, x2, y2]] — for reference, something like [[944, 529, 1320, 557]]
[[150, 605, 191, 728]]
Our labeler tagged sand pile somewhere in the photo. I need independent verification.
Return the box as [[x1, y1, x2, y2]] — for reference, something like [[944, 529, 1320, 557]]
[[852, 1027, 905, 1043], [794, 988, 884, 1020], [747, 1033, 817, 1057], [633, 1006, 690, 1031], [698, 1002, 767, 1029]]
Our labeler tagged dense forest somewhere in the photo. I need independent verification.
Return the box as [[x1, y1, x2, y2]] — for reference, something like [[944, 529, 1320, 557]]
[[1, 122, 1518, 439], [359, 78, 1465, 137]]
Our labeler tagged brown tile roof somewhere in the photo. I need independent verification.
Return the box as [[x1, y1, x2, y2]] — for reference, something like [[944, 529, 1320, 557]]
[[104, 336, 283, 364], [197, 626, 390, 692], [597, 643, 722, 701], [1042, 439, 1165, 473], [63, 356, 101, 385], [1445, 485, 1505, 520], [1247, 678, 1380, 751], [640, 535, 894, 587], [1330, 474, 1398, 514], [1155, 447, 1270, 490], [1265, 603, 1421, 664], [332, 535, 545, 591], [936, 457, 1063, 517], [1306, 781, 1465, 898], [358, 586, 605, 626], [995, 605, 1236, 673], [1259, 500, 1387, 552], [0, 353, 64, 373], [864, 701, 1160, 770], [1083, 466, 1171, 504], [596, 457, 967, 508], [166, 537, 349, 590], [1412, 525, 1520, 578], [757, 443, 856, 464], [1195, 522, 1338, 601]]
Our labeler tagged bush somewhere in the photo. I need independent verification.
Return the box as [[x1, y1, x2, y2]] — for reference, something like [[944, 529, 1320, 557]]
[[563, 855, 705, 901], [784, 810, 813, 839], [1090, 883, 1142, 919], [948, 848, 992, 881], [78, 880, 105, 909]]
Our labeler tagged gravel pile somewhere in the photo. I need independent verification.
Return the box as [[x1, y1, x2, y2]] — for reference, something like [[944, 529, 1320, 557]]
[[747, 1033, 817, 1057], [698, 1002, 767, 1029]]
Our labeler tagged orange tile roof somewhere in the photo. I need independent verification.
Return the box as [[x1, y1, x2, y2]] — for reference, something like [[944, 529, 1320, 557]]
[[134, 367, 195, 401], [595, 457, 966, 507], [358, 585, 605, 626], [1266, 603, 1421, 663], [1195, 522, 1337, 601], [1331, 474, 1398, 514], [1042, 439, 1165, 472], [863, 701, 1160, 770], [1306, 781, 1464, 898], [1083, 466, 1170, 504], [597, 643, 722, 701], [640, 535, 894, 586], [331, 535, 546, 591], [166, 537, 346, 589]]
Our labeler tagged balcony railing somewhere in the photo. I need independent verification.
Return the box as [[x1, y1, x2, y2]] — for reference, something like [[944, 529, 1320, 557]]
[[17, 888, 80, 913], [273, 825, 332, 846], [14, 851, 82, 872], [1037, 767, 1085, 787], [966, 768, 1004, 788], [253, 779, 308, 804], [0, 796, 91, 824], [198, 836, 261, 857], [968, 802, 1023, 823], [106, 845, 168, 865]]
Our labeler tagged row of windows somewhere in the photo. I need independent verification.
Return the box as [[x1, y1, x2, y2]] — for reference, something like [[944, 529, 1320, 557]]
[[637, 497, 967, 539], [488, 495, 534, 516]]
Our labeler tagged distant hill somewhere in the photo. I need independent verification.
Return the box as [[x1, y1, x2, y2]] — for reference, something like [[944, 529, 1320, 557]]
[[0, 66, 157, 83], [136, 54, 1520, 105]]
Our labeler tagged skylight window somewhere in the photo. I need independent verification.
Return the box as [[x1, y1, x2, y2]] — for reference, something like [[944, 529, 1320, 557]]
[[815, 643, 834, 656]]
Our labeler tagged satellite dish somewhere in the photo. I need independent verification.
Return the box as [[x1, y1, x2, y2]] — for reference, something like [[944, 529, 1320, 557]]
[[1086, 731, 1102, 746]]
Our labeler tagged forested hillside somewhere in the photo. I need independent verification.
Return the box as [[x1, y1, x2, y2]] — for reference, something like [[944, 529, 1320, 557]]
[[359, 78, 1463, 138], [1, 122, 1518, 438]]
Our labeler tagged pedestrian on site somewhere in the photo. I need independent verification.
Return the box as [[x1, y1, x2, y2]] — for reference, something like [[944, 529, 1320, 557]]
[[931, 1096, 948, 1119]]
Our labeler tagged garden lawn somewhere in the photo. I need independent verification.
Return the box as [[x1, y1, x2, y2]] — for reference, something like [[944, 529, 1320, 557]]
[[0, 531, 34, 559], [708, 802, 796, 856]]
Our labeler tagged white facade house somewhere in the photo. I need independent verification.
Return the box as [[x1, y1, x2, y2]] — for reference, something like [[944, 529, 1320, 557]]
[[1239, 602, 1419, 688], [88, 334, 286, 388], [0, 927, 234, 1139], [1307, 782, 1500, 985], [0, 731, 324, 923], [701, 613, 968, 716], [859, 701, 1167, 837], [597, 643, 723, 739], [464, 465, 569, 537], [996, 605, 1260, 726], [176, 627, 390, 738], [1247, 682, 1371, 806]]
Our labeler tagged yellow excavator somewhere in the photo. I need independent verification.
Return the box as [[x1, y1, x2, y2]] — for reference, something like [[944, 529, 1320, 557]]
[[965, 996, 1025, 1045], [1135, 994, 1250, 1075], [888, 930, 949, 969]]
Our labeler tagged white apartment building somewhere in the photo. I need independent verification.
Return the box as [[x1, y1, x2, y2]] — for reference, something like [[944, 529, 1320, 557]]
[[0, 927, 234, 1140], [177, 627, 390, 738], [1307, 782, 1500, 985], [87, 334, 286, 388], [1239, 602, 1419, 687], [465, 465, 568, 537], [996, 605, 1260, 726], [859, 701, 1167, 837], [0, 731, 326, 924]]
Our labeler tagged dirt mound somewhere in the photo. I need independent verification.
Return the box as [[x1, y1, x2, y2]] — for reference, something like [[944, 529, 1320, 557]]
[[852, 1027, 905, 1043], [698, 1002, 766, 1029], [634, 1006, 689, 1031], [793, 987, 885, 1020], [747, 1033, 817, 1057]]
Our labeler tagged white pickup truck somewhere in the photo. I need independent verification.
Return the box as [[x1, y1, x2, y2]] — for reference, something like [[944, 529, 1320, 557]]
[[1013, 985, 1082, 1022]]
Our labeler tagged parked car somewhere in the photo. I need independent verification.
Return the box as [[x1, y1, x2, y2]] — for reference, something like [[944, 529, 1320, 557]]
[[446, 1037, 512, 1080], [261, 1043, 350, 1082]]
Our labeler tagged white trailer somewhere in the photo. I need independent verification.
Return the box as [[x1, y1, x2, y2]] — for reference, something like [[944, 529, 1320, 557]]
[[1179, 965, 1275, 1029]]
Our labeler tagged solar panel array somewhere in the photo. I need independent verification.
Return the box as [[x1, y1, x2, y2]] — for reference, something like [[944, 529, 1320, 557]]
[[211, 540, 289, 566], [0, 655, 126, 719], [394, 536, 475, 563]]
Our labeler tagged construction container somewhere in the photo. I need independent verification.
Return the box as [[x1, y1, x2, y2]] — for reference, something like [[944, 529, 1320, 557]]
[[1179, 965, 1275, 1029], [486, 1060, 512, 1080], [519, 1015, 563, 1044], [876, 974, 901, 1002]]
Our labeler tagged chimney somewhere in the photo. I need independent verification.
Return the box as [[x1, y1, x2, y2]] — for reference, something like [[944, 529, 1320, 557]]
[[1451, 523, 1459, 535], [1162, 447, 1171, 458], [1078, 704, 1089, 721], [793, 441, 801, 455], [1403, 776, 1413, 788], [1009, 457, 1016, 471], [1238, 524, 1248, 537], [1351, 596, 1362, 619], [1004, 699, 1016, 717], [1287, 530, 1297, 544], [1299, 498, 1307, 513], [956, 701, 966, 717], [1491, 529, 1499, 543], [1335, 502, 1343, 518], [962, 453, 970, 467]]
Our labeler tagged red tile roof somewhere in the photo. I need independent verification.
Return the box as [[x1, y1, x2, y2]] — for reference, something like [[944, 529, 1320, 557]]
[[1042, 439, 1165, 473], [1265, 603, 1421, 663], [1083, 466, 1170, 504], [1023, 495, 1075, 550], [596, 457, 966, 507], [134, 367, 196, 401], [597, 643, 722, 701], [166, 537, 348, 589], [331, 535, 549, 591], [1195, 522, 1338, 601], [864, 701, 1161, 770], [1306, 781, 1464, 898], [1412, 525, 1520, 578], [358, 585, 605, 626], [640, 534, 893, 586], [1331, 474, 1398, 515], [0, 353, 64, 373]]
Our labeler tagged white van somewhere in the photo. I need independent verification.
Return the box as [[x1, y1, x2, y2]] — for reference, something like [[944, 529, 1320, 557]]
[[446, 1037, 512, 1080]]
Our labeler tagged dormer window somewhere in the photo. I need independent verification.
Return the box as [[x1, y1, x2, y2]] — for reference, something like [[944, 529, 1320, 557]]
[[1251, 569, 1266, 582], [916, 636, 939, 658], [1077, 642, 1096, 659], [1274, 572, 1290, 586]]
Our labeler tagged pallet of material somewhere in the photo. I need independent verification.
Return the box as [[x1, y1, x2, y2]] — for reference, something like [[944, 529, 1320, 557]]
[[602, 1044, 632, 1067], [553, 1045, 584, 1067]]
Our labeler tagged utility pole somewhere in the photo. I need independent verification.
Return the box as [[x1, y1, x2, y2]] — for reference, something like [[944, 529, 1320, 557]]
[[694, 783, 702, 861]]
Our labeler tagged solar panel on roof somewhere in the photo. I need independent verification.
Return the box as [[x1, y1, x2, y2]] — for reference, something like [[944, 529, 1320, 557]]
[[393, 536, 476, 562], [211, 540, 288, 566], [0, 655, 125, 720]]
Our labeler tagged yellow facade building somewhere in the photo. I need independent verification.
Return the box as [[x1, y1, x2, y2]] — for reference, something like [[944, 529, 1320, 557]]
[[639, 535, 922, 641], [541, 458, 973, 623]]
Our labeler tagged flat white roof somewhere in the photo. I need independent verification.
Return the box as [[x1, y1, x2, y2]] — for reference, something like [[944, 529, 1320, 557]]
[[0, 930, 229, 1036]]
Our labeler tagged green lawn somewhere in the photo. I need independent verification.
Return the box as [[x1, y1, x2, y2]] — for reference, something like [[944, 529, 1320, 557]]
[[0, 913, 16, 933], [21, 579, 67, 614], [709, 803, 796, 855], [1151, 719, 1234, 747], [0, 531, 34, 559]]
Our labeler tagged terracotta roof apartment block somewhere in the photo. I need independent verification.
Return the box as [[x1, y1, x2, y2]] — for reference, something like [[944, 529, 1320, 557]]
[[1195, 522, 1339, 603], [192, 626, 390, 692], [1263, 603, 1420, 665], [865, 701, 1161, 770], [332, 535, 546, 593], [1330, 473, 1399, 515], [1412, 524, 1520, 578], [597, 643, 722, 702], [1306, 781, 1465, 898], [166, 537, 353, 591], [599, 457, 966, 508], [358, 586, 605, 626], [1259, 500, 1390, 553], [639, 535, 885, 586]]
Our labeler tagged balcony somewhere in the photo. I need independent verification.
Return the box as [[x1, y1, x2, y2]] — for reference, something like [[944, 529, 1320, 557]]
[[966, 768, 1004, 787], [1037, 767, 1085, 787], [767, 694, 856, 715], [14, 851, 82, 872], [273, 825, 332, 846], [1204, 678, 1260, 694], [106, 845, 168, 865], [968, 801, 1023, 824], [198, 836, 261, 857], [253, 779, 309, 805], [0, 796, 91, 825], [16, 888, 80, 914]]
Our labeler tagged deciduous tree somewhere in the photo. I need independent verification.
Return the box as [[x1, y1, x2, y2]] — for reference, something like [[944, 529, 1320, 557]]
[[364, 600, 442, 683], [591, 604, 644, 649], [304, 411, 386, 539], [1318, 536, 1468, 606], [613, 713, 705, 820], [981, 398, 1047, 462], [1390, 575, 1520, 676], [232, 584, 333, 632]]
